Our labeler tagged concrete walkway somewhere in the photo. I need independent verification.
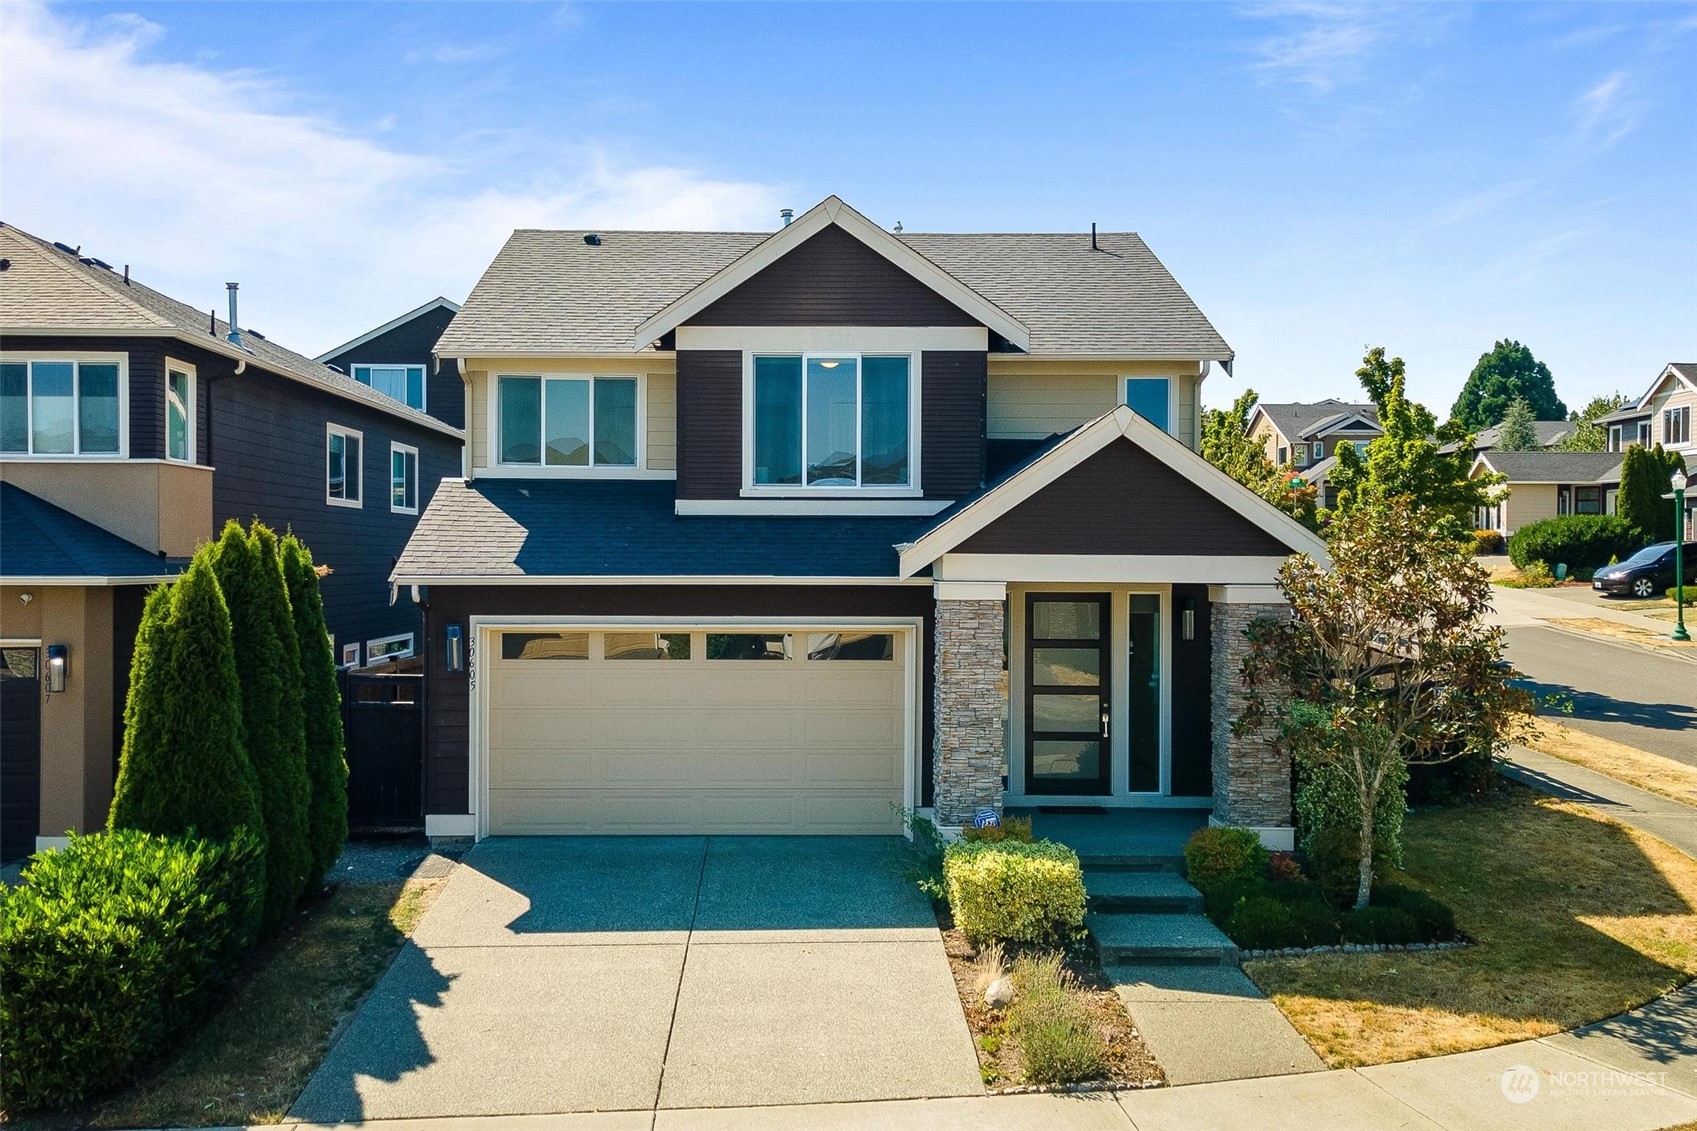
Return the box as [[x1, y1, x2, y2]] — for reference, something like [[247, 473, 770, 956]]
[[1503, 744, 1697, 859], [1108, 964, 1325, 1086], [290, 836, 981, 1122]]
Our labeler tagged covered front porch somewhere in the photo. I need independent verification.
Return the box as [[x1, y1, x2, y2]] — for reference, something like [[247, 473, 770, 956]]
[[1008, 806, 1207, 863]]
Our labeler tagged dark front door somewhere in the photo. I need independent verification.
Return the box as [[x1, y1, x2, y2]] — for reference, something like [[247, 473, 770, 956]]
[[1, 648, 42, 864], [1025, 594, 1110, 795]]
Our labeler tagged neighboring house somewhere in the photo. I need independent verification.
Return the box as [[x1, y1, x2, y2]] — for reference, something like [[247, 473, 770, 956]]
[[316, 297, 465, 431], [1470, 451, 1626, 536], [1601, 363, 1696, 539], [1440, 419, 1571, 460], [396, 195, 1327, 850], [0, 222, 463, 860], [1245, 398, 1381, 470]]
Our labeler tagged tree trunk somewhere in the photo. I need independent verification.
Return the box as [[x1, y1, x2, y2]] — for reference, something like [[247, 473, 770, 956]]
[[1356, 783, 1377, 911]]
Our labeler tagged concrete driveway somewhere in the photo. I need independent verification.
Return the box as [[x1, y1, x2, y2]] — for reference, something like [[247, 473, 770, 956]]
[[291, 836, 982, 1121]]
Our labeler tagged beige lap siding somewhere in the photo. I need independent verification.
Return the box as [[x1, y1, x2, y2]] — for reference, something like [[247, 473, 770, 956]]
[[485, 635, 908, 835], [462, 358, 679, 475], [986, 360, 1204, 450]]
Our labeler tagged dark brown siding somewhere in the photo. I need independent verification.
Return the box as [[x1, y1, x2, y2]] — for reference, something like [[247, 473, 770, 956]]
[[921, 351, 985, 498], [675, 349, 743, 499], [1169, 584, 1212, 797], [319, 304, 464, 430], [686, 225, 978, 327], [956, 440, 1293, 557], [422, 584, 936, 814]]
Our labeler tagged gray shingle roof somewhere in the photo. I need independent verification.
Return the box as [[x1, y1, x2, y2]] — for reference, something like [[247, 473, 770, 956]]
[[1439, 419, 1572, 454], [436, 226, 1232, 360], [0, 483, 181, 581], [393, 478, 930, 580], [1477, 451, 1624, 484], [1253, 400, 1380, 441], [0, 224, 460, 439]]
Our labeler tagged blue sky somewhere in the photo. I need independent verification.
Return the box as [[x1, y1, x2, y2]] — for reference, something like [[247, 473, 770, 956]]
[[2, 1, 1692, 416]]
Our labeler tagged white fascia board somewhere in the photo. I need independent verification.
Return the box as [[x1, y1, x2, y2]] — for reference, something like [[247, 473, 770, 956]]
[[315, 297, 462, 362], [627, 196, 1031, 352], [936, 554, 1291, 585], [1305, 414, 1380, 438], [1207, 584, 1287, 605], [897, 405, 1331, 577], [389, 572, 930, 587], [676, 498, 949, 517]]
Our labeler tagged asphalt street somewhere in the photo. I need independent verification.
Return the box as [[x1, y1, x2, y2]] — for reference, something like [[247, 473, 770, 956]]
[[1506, 625, 1697, 765]]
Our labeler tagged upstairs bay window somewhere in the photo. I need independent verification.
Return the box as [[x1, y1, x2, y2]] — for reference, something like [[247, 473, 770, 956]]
[[352, 364, 426, 411], [499, 375, 638, 467], [0, 357, 123, 456], [751, 354, 911, 489]]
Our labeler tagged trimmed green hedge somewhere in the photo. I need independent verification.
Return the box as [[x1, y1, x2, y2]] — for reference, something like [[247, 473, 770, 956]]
[[1183, 826, 1268, 890], [0, 830, 263, 1111], [943, 839, 1087, 946], [1507, 514, 1638, 573]]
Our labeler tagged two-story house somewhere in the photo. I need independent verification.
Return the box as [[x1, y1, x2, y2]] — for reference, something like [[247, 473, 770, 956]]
[[395, 196, 1325, 850], [1244, 399, 1381, 470], [1601, 363, 1696, 538], [0, 222, 463, 861]]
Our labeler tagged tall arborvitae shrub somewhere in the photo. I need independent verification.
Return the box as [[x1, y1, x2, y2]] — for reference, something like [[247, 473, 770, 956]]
[[211, 520, 311, 929], [1619, 444, 1688, 546], [281, 533, 348, 881], [110, 557, 264, 845]]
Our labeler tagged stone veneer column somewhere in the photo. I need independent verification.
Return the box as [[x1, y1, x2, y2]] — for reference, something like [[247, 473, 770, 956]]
[[932, 585, 1008, 828], [1209, 589, 1295, 839]]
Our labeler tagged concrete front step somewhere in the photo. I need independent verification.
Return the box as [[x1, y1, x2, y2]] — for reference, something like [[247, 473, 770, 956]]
[[1076, 853, 1187, 873], [1089, 911, 1239, 966], [1085, 870, 1204, 913]]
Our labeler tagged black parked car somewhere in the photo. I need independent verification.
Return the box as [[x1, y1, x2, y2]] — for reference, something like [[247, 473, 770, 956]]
[[1592, 541, 1697, 599]]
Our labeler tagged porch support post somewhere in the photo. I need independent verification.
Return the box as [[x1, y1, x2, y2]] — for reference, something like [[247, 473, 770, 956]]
[[932, 581, 1008, 829], [1208, 585, 1295, 850]]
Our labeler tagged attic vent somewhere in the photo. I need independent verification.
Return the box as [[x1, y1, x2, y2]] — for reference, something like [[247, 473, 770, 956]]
[[583, 233, 601, 246]]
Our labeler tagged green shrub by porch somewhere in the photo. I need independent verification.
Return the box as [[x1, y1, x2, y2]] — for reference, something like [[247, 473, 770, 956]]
[[1507, 513, 1636, 573], [1182, 826, 1269, 890], [211, 520, 312, 930], [282, 533, 349, 883], [0, 829, 263, 1111], [943, 839, 1086, 946], [109, 556, 264, 848]]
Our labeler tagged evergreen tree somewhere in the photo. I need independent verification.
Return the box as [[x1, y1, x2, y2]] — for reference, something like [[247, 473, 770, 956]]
[[1200, 388, 1320, 529], [282, 533, 349, 881], [1495, 397, 1540, 451], [1619, 444, 1690, 545], [1327, 347, 1501, 535], [110, 556, 264, 845], [211, 519, 311, 929], [1450, 340, 1566, 432], [1559, 393, 1627, 452]]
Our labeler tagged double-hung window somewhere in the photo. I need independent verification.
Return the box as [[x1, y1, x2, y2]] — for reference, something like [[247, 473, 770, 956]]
[[326, 424, 363, 506], [498, 375, 638, 467], [390, 442, 419, 514], [166, 362, 194, 462], [352, 364, 426, 411], [1666, 406, 1691, 447], [750, 354, 911, 489], [0, 357, 123, 456], [1122, 377, 1171, 432]]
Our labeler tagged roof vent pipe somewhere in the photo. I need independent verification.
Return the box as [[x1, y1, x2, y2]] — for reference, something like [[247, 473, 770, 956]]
[[1091, 223, 1098, 252], [225, 282, 243, 348], [779, 208, 794, 227]]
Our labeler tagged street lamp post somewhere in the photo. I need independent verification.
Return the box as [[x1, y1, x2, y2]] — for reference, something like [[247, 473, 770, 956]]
[[1674, 468, 1690, 643]]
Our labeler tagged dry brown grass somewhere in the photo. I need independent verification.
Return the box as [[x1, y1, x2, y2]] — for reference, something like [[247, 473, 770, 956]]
[[1546, 616, 1697, 652], [1527, 719, 1697, 808], [1246, 785, 1697, 1067]]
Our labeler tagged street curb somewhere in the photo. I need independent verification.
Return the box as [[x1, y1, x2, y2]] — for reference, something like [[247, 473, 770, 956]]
[[1532, 618, 1697, 666]]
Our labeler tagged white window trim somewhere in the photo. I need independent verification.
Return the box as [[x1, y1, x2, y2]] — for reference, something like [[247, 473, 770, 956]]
[[326, 423, 364, 508], [490, 373, 648, 475], [1665, 405, 1691, 447], [0, 351, 130, 459], [390, 441, 419, 515], [739, 351, 922, 498], [164, 358, 196, 464], [366, 632, 415, 663], [352, 362, 428, 414], [1121, 375, 1177, 436], [341, 641, 361, 668]]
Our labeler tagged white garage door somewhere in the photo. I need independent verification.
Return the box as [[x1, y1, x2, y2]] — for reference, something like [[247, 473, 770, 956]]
[[485, 627, 911, 836]]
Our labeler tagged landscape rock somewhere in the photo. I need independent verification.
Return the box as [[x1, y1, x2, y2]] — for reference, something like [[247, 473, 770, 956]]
[[984, 976, 1015, 1009]]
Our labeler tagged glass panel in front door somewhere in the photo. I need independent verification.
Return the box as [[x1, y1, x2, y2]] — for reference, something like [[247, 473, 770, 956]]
[[1026, 595, 1110, 794], [1128, 594, 1161, 792]]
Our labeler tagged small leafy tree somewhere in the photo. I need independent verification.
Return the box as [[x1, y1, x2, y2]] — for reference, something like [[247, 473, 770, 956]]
[[1495, 396, 1540, 451], [1200, 387, 1320, 529], [211, 519, 312, 929], [1619, 444, 1689, 545], [282, 532, 349, 881], [1325, 347, 1501, 536], [1450, 339, 1566, 431], [1559, 393, 1627, 452], [109, 556, 264, 844], [1238, 498, 1534, 909]]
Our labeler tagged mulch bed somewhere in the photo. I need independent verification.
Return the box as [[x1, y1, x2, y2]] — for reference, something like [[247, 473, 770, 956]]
[[935, 906, 1164, 1091]]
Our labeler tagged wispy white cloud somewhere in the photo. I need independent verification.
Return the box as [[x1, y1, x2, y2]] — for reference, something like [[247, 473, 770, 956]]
[[0, 1, 786, 352], [1573, 71, 1642, 148], [403, 42, 507, 65], [1430, 179, 1538, 227], [1239, 1, 1431, 92]]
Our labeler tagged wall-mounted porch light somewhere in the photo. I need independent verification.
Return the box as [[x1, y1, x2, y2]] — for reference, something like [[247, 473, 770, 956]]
[[1181, 598, 1197, 642], [45, 643, 68, 692], [444, 623, 465, 673]]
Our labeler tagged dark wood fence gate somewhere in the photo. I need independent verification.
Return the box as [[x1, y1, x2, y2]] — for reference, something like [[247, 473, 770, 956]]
[[340, 671, 424, 830]]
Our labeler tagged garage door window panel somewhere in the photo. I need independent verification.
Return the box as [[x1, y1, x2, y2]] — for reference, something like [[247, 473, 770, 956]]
[[806, 632, 895, 661], [603, 632, 693, 660], [706, 633, 793, 660], [501, 632, 590, 660]]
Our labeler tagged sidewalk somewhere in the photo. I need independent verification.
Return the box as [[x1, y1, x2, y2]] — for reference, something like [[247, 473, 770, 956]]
[[1488, 583, 1695, 660], [1502, 745, 1697, 858]]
